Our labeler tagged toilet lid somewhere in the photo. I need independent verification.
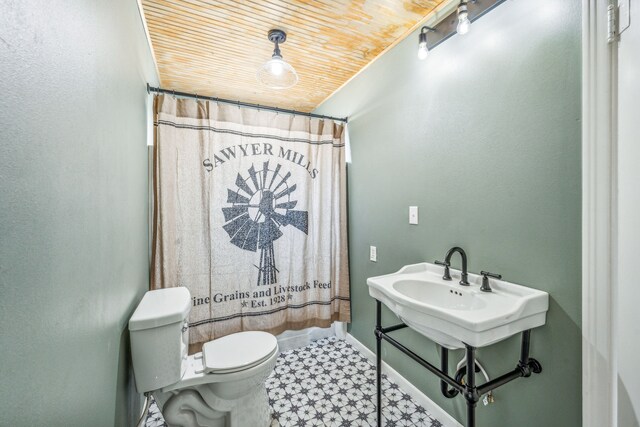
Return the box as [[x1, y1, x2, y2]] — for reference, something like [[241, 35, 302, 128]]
[[202, 331, 277, 374]]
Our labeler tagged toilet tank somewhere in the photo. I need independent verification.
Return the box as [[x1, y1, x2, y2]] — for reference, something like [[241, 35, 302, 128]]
[[129, 287, 191, 393]]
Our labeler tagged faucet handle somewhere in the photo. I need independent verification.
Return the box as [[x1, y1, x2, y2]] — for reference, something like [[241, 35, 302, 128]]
[[480, 271, 502, 292], [435, 260, 452, 281]]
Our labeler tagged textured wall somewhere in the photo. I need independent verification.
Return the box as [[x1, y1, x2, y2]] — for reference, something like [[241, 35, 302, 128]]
[[315, 1, 582, 425], [0, 0, 157, 425]]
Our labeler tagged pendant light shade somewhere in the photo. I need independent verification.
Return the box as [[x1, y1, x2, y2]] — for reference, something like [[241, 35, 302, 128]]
[[257, 29, 298, 89]]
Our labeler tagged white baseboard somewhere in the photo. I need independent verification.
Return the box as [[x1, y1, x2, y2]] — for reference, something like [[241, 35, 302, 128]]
[[345, 333, 462, 427], [276, 322, 346, 352]]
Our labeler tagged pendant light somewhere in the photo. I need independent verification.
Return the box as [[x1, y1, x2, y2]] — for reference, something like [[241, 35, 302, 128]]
[[257, 29, 298, 89]]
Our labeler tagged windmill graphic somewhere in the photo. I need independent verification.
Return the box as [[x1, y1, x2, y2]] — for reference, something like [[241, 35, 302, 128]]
[[222, 162, 308, 286]]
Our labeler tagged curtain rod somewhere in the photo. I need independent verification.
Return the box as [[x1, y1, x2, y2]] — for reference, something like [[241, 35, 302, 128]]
[[147, 84, 348, 123]]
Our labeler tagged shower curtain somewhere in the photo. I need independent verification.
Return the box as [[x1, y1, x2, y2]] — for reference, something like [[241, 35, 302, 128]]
[[151, 95, 350, 351]]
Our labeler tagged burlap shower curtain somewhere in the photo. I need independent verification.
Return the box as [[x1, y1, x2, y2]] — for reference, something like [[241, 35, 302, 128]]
[[151, 95, 350, 351]]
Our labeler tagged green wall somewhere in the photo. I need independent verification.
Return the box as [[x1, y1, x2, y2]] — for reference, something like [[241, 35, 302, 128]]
[[315, 1, 581, 425], [0, 1, 157, 425]]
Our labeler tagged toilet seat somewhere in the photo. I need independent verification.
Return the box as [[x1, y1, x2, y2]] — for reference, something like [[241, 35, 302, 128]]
[[202, 331, 278, 374]]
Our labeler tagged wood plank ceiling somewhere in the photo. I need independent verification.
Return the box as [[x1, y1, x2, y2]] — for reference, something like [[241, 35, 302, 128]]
[[141, 0, 447, 112]]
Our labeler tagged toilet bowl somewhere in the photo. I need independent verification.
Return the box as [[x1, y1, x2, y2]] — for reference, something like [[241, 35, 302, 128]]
[[129, 287, 278, 427]]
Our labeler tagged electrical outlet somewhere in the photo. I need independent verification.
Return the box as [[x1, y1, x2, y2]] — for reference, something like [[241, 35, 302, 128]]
[[370, 246, 377, 262], [409, 206, 419, 225]]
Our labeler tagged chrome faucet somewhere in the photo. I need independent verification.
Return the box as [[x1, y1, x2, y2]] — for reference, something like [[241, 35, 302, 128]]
[[435, 246, 470, 286]]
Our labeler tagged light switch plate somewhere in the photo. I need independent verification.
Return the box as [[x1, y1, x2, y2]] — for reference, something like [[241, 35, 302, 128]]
[[409, 206, 419, 225], [370, 246, 377, 262]]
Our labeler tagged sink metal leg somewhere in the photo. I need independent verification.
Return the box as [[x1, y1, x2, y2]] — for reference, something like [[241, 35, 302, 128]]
[[375, 300, 382, 427], [520, 329, 531, 366], [465, 344, 478, 427]]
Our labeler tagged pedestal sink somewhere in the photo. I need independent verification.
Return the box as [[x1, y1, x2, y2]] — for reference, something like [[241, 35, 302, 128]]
[[367, 262, 549, 349]]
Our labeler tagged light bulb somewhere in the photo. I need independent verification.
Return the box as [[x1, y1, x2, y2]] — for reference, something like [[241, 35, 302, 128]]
[[417, 41, 428, 60], [457, 11, 470, 35], [417, 29, 429, 60], [257, 57, 298, 89], [269, 59, 284, 76]]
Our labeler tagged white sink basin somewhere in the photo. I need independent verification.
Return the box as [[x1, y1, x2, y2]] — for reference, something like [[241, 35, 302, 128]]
[[367, 263, 549, 349]]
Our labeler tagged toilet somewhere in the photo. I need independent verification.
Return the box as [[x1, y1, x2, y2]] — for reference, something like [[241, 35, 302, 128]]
[[129, 287, 278, 427]]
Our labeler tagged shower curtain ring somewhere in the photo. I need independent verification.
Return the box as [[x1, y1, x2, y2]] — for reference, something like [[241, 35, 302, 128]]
[[172, 89, 175, 98]]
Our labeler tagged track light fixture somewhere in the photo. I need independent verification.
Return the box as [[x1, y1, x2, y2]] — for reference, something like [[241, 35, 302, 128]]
[[257, 29, 298, 89], [415, 0, 505, 56]]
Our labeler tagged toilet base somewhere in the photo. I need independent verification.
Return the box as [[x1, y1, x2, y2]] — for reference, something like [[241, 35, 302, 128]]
[[155, 384, 271, 427], [152, 352, 276, 427]]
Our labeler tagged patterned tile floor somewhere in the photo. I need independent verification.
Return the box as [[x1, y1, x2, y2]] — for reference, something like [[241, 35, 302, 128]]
[[145, 336, 443, 426]]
